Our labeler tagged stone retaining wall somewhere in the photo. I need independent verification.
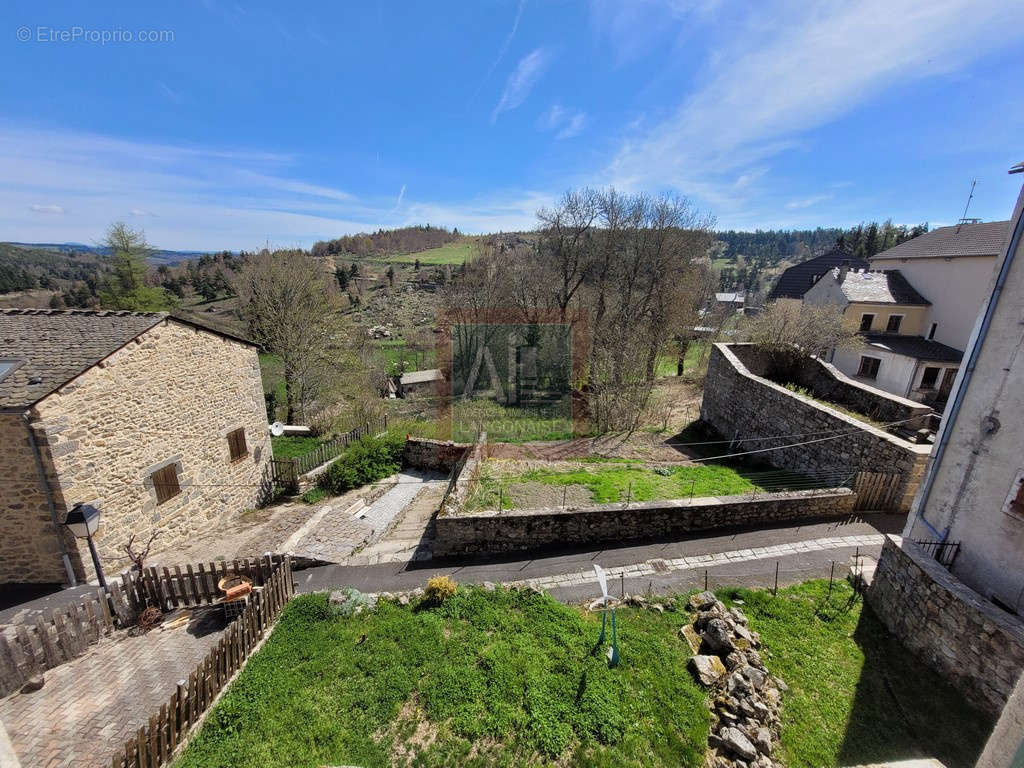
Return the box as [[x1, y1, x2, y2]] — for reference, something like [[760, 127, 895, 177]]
[[866, 536, 1024, 715], [433, 487, 854, 557], [402, 437, 469, 472], [701, 344, 930, 512]]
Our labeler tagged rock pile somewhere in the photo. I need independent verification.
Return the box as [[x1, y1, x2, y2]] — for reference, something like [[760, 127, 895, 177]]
[[683, 591, 786, 768]]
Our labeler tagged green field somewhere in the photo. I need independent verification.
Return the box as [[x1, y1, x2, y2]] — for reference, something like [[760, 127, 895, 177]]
[[452, 397, 576, 443], [734, 581, 995, 768], [175, 587, 709, 768], [376, 337, 437, 374], [385, 241, 478, 265]]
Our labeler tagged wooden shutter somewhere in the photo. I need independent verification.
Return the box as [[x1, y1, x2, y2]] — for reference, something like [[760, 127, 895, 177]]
[[227, 428, 248, 462], [152, 464, 181, 505]]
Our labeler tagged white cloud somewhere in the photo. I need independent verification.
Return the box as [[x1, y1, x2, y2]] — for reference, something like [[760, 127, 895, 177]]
[[0, 125, 548, 249], [492, 48, 551, 122], [785, 194, 832, 210], [539, 104, 587, 139], [605, 0, 1024, 218], [472, 0, 526, 98]]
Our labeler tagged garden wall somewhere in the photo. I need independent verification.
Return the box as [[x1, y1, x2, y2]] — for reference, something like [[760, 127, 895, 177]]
[[403, 437, 470, 472], [728, 344, 932, 426], [701, 344, 930, 512], [433, 487, 854, 556], [866, 536, 1024, 715]]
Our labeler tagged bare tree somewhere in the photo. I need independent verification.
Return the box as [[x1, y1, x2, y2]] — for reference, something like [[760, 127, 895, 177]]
[[234, 249, 346, 424], [743, 301, 865, 376]]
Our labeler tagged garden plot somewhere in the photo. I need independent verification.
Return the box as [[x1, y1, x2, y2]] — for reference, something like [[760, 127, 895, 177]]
[[462, 458, 809, 512]]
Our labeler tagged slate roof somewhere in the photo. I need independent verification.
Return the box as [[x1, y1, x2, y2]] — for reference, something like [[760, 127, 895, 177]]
[[0, 309, 256, 409], [837, 269, 930, 305], [870, 220, 1009, 262], [864, 334, 963, 363], [400, 368, 444, 386], [767, 248, 869, 301]]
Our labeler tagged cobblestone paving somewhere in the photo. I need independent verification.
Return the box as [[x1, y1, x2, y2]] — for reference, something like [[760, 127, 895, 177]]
[[294, 471, 446, 563], [0, 608, 227, 768], [347, 481, 447, 565]]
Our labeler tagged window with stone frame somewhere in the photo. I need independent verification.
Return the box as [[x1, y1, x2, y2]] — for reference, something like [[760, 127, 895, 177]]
[[859, 313, 875, 332], [151, 463, 181, 505], [885, 314, 903, 333], [227, 427, 248, 462]]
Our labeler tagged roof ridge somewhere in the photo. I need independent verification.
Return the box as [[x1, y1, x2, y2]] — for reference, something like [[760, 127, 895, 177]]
[[0, 308, 166, 318]]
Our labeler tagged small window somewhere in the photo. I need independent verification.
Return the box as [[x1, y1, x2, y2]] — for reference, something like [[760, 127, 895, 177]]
[[1002, 471, 1024, 521], [920, 367, 940, 390], [928, 322, 938, 340], [152, 464, 181, 505], [859, 314, 875, 332], [227, 428, 248, 462], [857, 356, 881, 379], [886, 314, 903, 333], [0, 359, 23, 383]]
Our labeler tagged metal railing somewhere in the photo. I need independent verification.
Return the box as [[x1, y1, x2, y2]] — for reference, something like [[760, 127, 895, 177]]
[[913, 538, 961, 568]]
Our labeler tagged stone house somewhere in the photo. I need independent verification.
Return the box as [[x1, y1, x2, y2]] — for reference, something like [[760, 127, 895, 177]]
[[867, 173, 1024, 725], [0, 309, 272, 585], [803, 266, 963, 405]]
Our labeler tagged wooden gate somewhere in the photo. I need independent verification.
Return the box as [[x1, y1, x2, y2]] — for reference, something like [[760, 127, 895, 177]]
[[853, 471, 903, 511]]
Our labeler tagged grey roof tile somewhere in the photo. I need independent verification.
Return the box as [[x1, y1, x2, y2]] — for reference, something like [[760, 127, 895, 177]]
[[838, 269, 930, 305], [870, 220, 1009, 261], [864, 334, 963, 363]]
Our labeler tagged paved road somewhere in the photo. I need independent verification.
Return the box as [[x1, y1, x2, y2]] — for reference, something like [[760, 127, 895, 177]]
[[295, 513, 904, 599]]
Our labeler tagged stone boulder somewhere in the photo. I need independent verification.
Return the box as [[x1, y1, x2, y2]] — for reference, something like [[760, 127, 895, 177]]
[[689, 654, 728, 686], [719, 726, 758, 761], [702, 618, 736, 654]]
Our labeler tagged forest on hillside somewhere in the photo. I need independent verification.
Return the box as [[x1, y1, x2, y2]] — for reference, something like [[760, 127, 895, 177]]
[[310, 225, 459, 259]]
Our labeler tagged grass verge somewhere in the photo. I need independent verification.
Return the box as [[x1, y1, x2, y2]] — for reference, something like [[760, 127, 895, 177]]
[[270, 434, 328, 459], [174, 587, 709, 768], [725, 580, 995, 768]]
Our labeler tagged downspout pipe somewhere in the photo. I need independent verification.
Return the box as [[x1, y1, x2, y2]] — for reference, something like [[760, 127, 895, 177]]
[[23, 411, 77, 586], [910, 193, 1024, 541]]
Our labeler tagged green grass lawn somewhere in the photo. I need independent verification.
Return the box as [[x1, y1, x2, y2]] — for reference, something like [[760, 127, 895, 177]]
[[727, 580, 996, 768], [175, 587, 709, 768], [270, 434, 328, 459], [376, 337, 437, 374], [259, 353, 286, 420], [384, 241, 478, 265], [452, 397, 576, 443], [465, 458, 783, 510]]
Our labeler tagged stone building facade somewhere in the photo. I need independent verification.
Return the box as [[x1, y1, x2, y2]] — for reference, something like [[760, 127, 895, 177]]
[[701, 343, 931, 512], [0, 310, 272, 584]]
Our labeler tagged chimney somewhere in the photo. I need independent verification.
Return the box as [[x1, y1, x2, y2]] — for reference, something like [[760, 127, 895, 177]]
[[838, 261, 849, 282]]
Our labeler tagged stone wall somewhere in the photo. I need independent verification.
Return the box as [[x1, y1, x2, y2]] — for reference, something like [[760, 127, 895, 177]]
[[730, 345, 933, 427], [701, 344, 930, 512], [3, 319, 273, 583], [866, 536, 1024, 715], [0, 413, 77, 583], [433, 487, 854, 557], [402, 437, 469, 472]]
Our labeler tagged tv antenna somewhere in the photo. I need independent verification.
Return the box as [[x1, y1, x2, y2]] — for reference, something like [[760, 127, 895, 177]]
[[956, 180, 978, 232]]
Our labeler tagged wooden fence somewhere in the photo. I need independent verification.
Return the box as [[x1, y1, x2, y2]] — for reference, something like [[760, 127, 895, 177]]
[[0, 555, 293, 697], [852, 471, 903, 511], [112, 553, 292, 617], [111, 556, 294, 768], [0, 588, 115, 697], [272, 416, 387, 490]]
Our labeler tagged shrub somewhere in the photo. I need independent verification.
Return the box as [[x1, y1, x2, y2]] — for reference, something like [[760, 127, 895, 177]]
[[424, 575, 457, 604], [301, 486, 327, 504], [318, 431, 405, 495]]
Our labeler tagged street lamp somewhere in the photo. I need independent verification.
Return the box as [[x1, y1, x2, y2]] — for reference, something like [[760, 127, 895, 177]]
[[64, 503, 108, 593]]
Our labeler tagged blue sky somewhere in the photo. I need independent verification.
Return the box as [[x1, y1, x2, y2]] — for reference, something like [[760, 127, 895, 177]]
[[1, 0, 1022, 250]]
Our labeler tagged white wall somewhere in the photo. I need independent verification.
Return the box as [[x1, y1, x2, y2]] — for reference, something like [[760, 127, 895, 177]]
[[870, 255, 998, 350], [906, 190, 1024, 612], [832, 346, 917, 399]]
